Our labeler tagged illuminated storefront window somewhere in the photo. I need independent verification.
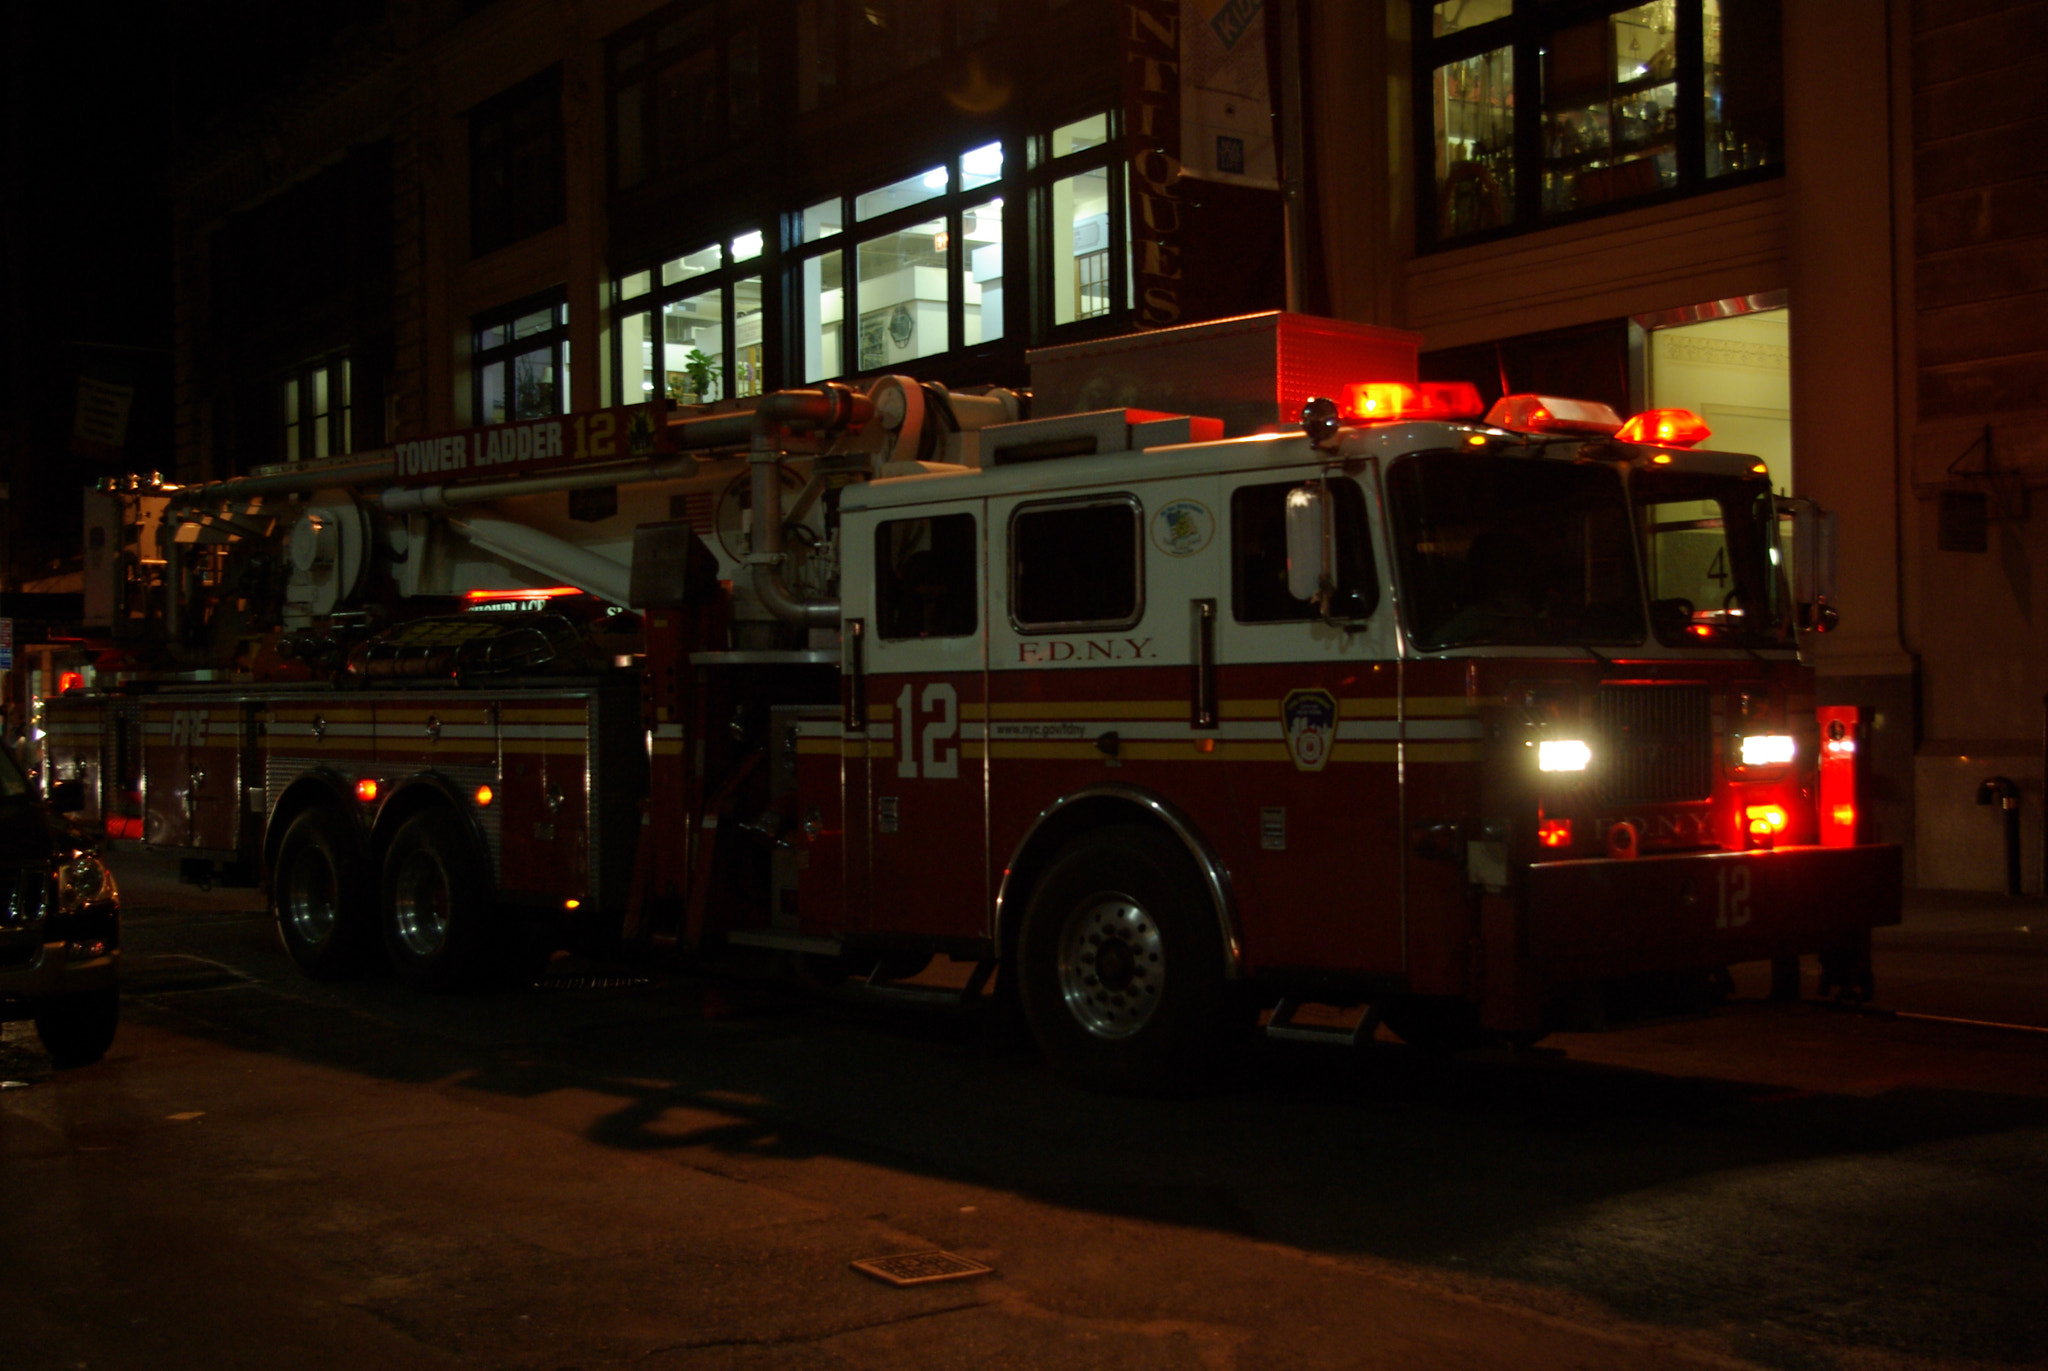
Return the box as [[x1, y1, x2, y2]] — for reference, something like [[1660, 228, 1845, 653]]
[[1417, 0, 1781, 249]]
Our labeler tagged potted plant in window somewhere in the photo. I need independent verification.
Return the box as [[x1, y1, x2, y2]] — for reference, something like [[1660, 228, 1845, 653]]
[[683, 348, 718, 404]]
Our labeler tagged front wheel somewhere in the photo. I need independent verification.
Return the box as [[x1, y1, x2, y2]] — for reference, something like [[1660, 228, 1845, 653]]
[[381, 809, 491, 990], [1017, 824, 1250, 1094], [34, 984, 119, 1068]]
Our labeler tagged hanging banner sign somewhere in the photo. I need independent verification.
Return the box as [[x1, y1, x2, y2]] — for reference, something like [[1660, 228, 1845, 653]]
[[386, 401, 672, 487], [1123, 0, 1286, 329]]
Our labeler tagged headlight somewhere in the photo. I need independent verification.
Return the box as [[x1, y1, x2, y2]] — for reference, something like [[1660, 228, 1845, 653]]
[[1738, 734, 1796, 767], [54, 853, 115, 916], [1537, 739, 1593, 772]]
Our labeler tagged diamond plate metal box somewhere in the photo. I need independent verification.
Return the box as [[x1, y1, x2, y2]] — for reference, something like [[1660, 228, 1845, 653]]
[[1026, 312, 1422, 438]]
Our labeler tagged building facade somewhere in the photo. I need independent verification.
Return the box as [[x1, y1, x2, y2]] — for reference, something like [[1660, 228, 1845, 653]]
[[167, 0, 2048, 892]]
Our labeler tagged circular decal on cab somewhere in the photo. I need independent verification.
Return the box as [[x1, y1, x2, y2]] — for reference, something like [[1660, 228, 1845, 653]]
[[1151, 499, 1215, 558]]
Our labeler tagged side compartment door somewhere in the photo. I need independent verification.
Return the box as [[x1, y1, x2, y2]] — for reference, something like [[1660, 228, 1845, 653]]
[[845, 499, 989, 942]]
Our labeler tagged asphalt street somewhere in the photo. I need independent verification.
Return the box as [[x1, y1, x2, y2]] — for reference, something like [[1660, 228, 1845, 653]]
[[2, 849, 2043, 1371]]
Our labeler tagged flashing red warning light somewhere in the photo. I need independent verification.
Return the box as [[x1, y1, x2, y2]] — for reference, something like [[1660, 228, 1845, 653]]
[[1615, 408, 1713, 447], [1745, 804, 1787, 833], [1341, 381, 1486, 422], [1538, 817, 1573, 848], [1484, 394, 1623, 435], [465, 586, 584, 601], [355, 777, 381, 803]]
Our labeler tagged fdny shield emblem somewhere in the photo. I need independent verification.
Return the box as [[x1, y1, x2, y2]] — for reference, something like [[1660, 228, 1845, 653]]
[[1281, 689, 1337, 772]]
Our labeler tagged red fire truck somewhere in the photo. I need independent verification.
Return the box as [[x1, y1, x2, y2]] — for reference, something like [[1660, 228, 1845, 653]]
[[42, 313, 1900, 1091]]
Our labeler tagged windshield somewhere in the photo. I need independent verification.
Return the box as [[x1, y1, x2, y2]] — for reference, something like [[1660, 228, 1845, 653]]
[[1388, 452, 1645, 650], [1633, 468, 1792, 648]]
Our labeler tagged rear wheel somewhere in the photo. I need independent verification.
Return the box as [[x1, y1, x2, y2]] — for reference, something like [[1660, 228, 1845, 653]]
[[273, 806, 376, 978], [34, 984, 118, 1068], [382, 809, 491, 990], [1017, 824, 1250, 1094]]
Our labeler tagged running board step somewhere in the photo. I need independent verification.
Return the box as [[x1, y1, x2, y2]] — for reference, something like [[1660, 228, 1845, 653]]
[[1263, 997, 1382, 1048]]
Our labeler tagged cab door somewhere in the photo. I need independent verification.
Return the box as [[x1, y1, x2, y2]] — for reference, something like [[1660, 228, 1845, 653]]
[[845, 498, 989, 942]]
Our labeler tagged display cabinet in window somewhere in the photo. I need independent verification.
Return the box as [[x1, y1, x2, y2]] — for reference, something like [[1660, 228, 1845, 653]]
[[1432, 45, 1515, 240], [1541, 3, 1679, 217]]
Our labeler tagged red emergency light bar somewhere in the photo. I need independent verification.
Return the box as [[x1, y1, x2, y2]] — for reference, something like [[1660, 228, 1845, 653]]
[[1341, 381, 1486, 423], [464, 586, 584, 601], [1484, 394, 1623, 435], [1615, 408, 1713, 447]]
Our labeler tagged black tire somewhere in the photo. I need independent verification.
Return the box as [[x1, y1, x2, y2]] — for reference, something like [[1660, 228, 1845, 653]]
[[273, 806, 377, 979], [381, 808, 493, 990], [1016, 824, 1251, 1095], [34, 984, 119, 1068]]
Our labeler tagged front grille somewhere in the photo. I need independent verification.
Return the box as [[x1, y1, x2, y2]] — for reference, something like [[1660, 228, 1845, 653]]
[[1595, 683, 1713, 804]]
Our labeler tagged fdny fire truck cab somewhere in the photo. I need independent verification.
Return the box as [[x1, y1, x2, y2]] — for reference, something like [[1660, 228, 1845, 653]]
[[41, 313, 1900, 1093]]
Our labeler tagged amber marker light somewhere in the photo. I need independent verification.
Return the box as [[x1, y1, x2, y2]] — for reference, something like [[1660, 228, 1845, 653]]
[[1196, 737, 1215, 754], [564, 898, 581, 910], [474, 784, 495, 807], [355, 778, 380, 802]]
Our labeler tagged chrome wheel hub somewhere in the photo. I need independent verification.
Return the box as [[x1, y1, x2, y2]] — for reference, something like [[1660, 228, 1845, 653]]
[[1056, 894, 1164, 1039], [285, 855, 339, 945], [391, 852, 451, 957]]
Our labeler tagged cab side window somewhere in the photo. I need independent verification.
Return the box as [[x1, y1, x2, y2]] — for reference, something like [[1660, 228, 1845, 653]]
[[1010, 498, 1141, 630], [1231, 477, 1378, 622], [876, 513, 978, 640]]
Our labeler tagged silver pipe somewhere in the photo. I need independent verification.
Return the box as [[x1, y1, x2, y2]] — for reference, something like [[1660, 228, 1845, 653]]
[[445, 517, 633, 606], [747, 447, 840, 630], [381, 454, 701, 513]]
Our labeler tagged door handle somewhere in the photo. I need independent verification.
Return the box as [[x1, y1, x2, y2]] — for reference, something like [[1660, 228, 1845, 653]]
[[1190, 598, 1217, 730]]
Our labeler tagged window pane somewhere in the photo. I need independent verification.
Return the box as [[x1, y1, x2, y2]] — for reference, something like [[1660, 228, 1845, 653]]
[[478, 323, 506, 350], [802, 250, 844, 382], [963, 198, 1003, 344], [730, 229, 764, 263], [656, 49, 718, 168], [796, 0, 838, 112], [339, 403, 352, 455], [1051, 165, 1112, 325], [285, 422, 300, 462], [615, 84, 645, 188], [1432, 0, 1511, 35], [619, 269, 651, 301], [857, 217, 948, 367], [730, 25, 760, 139], [1433, 46, 1515, 239], [620, 310, 657, 401], [1704, 0, 1783, 177], [513, 306, 555, 339], [283, 377, 299, 423], [855, 165, 947, 221], [662, 244, 720, 286], [511, 347, 557, 419], [481, 360, 506, 425], [961, 141, 1003, 192], [803, 198, 844, 242], [1540, 4, 1678, 217], [314, 411, 331, 458], [734, 275, 764, 398], [877, 514, 979, 640], [1011, 502, 1140, 629], [1232, 479, 1378, 623], [337, 358, 350, 409], [664, 289, 722, 403], [1051, 114, 1108, 157]]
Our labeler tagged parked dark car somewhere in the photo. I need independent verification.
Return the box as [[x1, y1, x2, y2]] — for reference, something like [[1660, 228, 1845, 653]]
[[0, 749, 119, 1067]]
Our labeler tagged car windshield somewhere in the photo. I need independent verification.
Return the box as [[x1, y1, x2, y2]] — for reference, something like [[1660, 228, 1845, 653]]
[[1387, 452, 1645, 650], [1632, 468, 1792, 649]]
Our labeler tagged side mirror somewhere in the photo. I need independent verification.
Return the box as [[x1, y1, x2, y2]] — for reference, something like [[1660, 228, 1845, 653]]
[[47, 778, 84, 814], [1284, 483, 1333, 604]]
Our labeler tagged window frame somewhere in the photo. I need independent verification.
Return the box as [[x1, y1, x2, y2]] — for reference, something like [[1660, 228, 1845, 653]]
[[1413, 0, 1781, 254], [472, 290, 571, 427], [610, 235, 768, 406], [470, 64, 566, 258], [874, 511, 981, 642], [1008, 494, 1146, 634], [280, 354, 352, 463]]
